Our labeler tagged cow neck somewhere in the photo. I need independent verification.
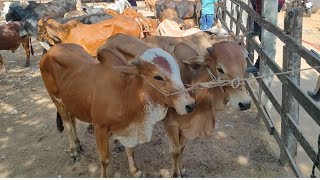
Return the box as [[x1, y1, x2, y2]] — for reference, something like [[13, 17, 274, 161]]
[[45, 19, 67, 43]]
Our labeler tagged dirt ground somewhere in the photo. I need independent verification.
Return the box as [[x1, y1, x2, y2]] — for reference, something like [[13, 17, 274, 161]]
[[2, 4, 320, 178]]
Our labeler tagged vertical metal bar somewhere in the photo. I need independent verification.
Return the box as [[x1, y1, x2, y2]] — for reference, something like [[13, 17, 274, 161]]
[[280, 7, 303, 166]]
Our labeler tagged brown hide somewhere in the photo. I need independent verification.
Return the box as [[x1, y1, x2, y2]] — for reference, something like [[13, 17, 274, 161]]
[[121, 8, 158, 37], [37, 16, 141, 56], [0, 21, 32, 69]]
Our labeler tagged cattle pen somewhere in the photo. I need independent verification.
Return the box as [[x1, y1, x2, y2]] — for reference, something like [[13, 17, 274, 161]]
[[0, 0, 319, 178], [217, 0, 320, 177]]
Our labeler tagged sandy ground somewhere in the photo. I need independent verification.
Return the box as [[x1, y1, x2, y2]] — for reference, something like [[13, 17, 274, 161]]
[[1, 3, 319, 178]]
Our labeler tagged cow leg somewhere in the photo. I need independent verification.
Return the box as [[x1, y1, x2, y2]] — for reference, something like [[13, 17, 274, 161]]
[[166, 125, 182, 178], [51, 96, 81, 163], [0, 54, 5, 73], [70, 116, 83, 153], [21, 38, 31, 67], [178, 134, 187, 177], [63, 112, 81, 163], [94, 125, 110, 178], [125, 147, 142, 177]]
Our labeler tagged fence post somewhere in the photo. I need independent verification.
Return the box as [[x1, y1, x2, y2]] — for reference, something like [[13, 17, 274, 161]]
[[280, 7, 303, 166], [246, 0, 254, 62], [222, 0, 227, 22], [230, 2, 234, 31], [258, 0, 278, 118]]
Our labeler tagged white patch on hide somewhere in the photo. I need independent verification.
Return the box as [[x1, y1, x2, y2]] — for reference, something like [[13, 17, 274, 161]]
[[112, 97, 168, 148], [139, 48, 184, 89]]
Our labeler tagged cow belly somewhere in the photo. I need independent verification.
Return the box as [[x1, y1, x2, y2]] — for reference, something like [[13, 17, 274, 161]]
[[112, 101, 168, 148]]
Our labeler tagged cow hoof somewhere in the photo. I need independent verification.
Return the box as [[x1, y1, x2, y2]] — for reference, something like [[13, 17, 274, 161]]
[[76, 143, 84, 153], [132, 170, 142, 178], [69, 156, 81, 165], [87, 124, 94, 134], [25, 62, 30, 67], [0, 67, 7, 74], [181, 168, 189, 178], [172, 173, 181, 178]]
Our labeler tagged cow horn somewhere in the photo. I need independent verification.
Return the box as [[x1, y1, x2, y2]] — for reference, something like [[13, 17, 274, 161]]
[[131, 58, 140, 66]]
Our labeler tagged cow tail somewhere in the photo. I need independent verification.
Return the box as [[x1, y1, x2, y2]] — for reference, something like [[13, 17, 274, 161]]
[[56, 112, 64, 132], [29, 38, 34, 56]]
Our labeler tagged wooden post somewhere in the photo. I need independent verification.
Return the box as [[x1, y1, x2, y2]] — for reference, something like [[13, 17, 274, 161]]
[[280, 7, 303, 166], [258, 0, 278, 115], [235, 5, 242, 36], [230, 2, 234, 31], [246, 0, 254, 62], [222, 0, 227, 23]]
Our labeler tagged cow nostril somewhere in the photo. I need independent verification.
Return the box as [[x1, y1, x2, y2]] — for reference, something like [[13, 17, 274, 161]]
[[185, 103, 195, 113], [238, 102, 251, 111]]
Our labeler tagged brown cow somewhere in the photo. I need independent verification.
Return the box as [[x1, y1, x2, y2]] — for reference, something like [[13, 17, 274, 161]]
[[162, 41, 251, 177], [40, 42, 195, 177], [143, 31, 244, 56], [0, 21, 33, 72], [103, 34, 251, 177], [36, 15, 142, 56], [112, 8, 158, 37]]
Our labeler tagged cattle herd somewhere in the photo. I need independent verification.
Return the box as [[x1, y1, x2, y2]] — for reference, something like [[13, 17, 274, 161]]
[[0, 0, 252, 178]]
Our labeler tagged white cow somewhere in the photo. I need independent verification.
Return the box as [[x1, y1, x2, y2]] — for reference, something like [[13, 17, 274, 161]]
[[96, 0, 132, 14]]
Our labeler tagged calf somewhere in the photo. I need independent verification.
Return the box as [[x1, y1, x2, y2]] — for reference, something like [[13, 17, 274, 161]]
[[36, 15, 141, 55], [0, 21, 33, 71], [40, 42, 195, 177], [155, 0, 201, 24], [162, 41, 251, 177]]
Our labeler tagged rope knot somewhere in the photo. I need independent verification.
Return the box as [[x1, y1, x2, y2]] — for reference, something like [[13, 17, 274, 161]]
[[231, 78, 241, 89]]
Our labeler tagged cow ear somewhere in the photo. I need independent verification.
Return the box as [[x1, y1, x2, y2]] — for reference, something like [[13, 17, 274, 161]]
[[183, 56, 206, 70], [173, 42, 198, 61], [112, 65, 139, 76]]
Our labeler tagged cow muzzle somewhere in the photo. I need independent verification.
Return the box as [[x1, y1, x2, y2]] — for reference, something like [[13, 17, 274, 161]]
[[238, 101, 251, 111], [171, 92, 195, 115]]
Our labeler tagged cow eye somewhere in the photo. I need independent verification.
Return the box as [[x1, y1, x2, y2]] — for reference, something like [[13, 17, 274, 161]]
[[154, 76, 164, 81], [217, 68, 224, 74]]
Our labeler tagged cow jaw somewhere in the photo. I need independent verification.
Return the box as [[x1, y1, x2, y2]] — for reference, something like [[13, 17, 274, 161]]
[[139, 48, 195, 115]]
